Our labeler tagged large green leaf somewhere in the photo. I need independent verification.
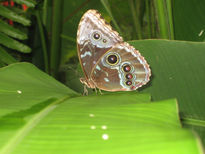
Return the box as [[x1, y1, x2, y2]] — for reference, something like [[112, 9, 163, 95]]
[[0, 62, 77, 117], [1, 98, 201, 154], [172, 0, 205, 41], [0, 63, 202, 153], [129, 39, 205, 144], [129, 40, 205, 118]]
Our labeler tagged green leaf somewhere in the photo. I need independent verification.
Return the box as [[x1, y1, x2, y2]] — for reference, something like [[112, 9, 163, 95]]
[[154, 0, 174, 39], [0, 32, 31, 53], [0, 62, 77, 117], [0, 63, 202, 153], [0, 20, 27, 40], [0, 97, 201, 153], [0, 46, 17, 64], [129, 39, 205, 144], [173, 0, 205, 41], [12, 0, 37, 8], [0, 5, 30, 26], [50, 0, 64, 77]]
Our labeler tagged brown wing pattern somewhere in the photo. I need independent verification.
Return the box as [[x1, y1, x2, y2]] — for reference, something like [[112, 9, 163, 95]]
[[91, 42, 151, 91], [77, 10, 123, 87]]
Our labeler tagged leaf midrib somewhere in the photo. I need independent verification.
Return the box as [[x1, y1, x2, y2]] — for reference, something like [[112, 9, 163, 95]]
[[0, 96, 70, 154], [182, 117, 205, 128]]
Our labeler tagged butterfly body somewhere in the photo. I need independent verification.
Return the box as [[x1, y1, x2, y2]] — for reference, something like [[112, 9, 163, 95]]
[[77, 10, 151, 92]]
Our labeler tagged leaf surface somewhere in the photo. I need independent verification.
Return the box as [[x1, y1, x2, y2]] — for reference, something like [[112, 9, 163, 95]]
[[0, 63, 202, 154], [129, 39, 205, 145]]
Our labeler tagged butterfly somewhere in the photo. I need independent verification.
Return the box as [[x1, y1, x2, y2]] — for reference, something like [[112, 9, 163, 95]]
[[77, 9, 151, 93]]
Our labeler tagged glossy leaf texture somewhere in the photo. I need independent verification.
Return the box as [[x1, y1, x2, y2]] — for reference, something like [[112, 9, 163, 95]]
[[129, 39, 205, 144], [0, 63, 202, 154]]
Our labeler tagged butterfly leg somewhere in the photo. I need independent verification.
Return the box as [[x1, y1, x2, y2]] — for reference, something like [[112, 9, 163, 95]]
[[91, 80, 103, 95], [94, 87, 98, 95], [80, 77, 89, 95], [98, 88, 103, 95], [93, 87, 103, 95], [83, 84, 89, 96]]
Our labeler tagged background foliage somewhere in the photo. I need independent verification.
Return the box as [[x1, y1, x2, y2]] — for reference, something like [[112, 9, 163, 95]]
[[0, 0, 205, 153]]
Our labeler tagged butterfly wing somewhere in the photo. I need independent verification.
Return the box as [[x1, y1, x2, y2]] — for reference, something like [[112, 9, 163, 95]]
[[77, 9, 123, 87], [90, 42, 151, 91]]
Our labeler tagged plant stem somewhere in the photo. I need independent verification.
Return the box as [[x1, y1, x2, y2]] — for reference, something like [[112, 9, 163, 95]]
[[154, 0, 174, 39], [129, 0, 142, 39], [154, 0, 168, 39], [145, 0, 151, 38], [100, 0, 123, 36], [35, 10, 49, 73], [50, 0, 64, 78], [42, 0, 48, 26], [165, 0, 174, 39], [150, 0, 156, 38]]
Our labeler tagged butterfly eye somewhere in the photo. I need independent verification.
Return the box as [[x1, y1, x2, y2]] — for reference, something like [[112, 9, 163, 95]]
[[125, 80, 132, 86], [106, 54, 119, 65], [123, 64, 132, 72], [93, 32, 101, 40]]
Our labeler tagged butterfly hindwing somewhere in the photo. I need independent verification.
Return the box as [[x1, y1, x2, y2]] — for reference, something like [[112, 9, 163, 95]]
[[90, 42, 151, 91], [77, 9, 123, 86]]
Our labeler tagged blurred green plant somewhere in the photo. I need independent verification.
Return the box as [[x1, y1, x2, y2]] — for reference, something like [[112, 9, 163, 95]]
[[0, 0, 36, 66]]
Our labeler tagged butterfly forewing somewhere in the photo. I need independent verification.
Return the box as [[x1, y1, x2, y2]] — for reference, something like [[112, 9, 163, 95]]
[[90, 42, 151, 91], [77, 10, 123, 84]]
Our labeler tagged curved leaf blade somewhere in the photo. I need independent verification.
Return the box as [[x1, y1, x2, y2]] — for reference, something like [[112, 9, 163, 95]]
[[12, 0, 37, 8], [0, 20, 27, 40], [0, 46, 17, 64], [0, 62, 77, 117], [0, 32, 31, 53], [0, 5, 30, 26]]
